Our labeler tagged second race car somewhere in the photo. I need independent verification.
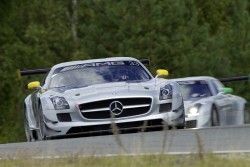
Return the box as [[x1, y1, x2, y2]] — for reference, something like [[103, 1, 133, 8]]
[[172, 76, 247, 128]]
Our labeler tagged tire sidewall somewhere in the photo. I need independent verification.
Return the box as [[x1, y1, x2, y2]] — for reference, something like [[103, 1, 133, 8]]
[[24, 111, 32, 142], [211, 105, 220, 126], [37, 105, 46, 140]]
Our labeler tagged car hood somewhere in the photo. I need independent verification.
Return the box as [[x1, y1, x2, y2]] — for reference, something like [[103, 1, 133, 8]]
[[44, 79, 166, 98]]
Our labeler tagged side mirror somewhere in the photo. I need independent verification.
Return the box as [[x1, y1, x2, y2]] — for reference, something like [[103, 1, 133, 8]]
[[156, 69, 169, 78], [220, 87, 233, 94], [28, 81, 41, 90]]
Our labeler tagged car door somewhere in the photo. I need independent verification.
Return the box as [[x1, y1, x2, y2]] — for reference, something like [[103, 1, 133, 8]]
[[224, 94, 239, 125]]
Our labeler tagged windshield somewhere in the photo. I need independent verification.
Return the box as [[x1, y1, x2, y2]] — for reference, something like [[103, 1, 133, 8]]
[[48, 61, 152, 89], [177, 80, 212, 101]]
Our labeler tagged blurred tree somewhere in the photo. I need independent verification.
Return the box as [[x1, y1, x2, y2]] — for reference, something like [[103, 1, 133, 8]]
[[217, 0, 250, 101], [194, 0, 232, 34], [0, 0, 86, 143]]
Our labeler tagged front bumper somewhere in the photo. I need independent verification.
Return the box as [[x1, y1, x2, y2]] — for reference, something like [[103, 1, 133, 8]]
[[185, 113, 210, 128], [42, 93, 184, 138], [45, 111, 184, 138]]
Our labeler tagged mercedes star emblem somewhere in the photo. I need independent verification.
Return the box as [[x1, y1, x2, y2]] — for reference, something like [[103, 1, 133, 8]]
[[109, 101, 123, 115]]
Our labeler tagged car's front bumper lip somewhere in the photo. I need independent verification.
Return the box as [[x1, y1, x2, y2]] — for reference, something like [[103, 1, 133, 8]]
[[45, 112, 182, 138], [48, 119, 165, 139]]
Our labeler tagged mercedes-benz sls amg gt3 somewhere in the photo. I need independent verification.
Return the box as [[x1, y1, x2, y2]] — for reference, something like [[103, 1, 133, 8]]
[[22, 57, 185, 141], [172, 76, 247, 128]]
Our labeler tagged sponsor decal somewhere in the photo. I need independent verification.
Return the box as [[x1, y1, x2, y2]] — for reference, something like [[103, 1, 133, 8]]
[[61, 61, 125, 72], [58, 61, 140, 73]]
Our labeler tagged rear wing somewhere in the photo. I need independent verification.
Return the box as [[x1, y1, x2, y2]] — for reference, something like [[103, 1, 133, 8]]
[[17, 68, 50, 80], [219, 75, 250, 83], [18, 68, 51, 77], [17, 58, 151, 79], [139, 58, 151, 66]]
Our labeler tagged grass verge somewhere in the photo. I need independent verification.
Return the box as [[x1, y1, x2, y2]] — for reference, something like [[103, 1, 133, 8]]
[[0, 154, 250, 167]]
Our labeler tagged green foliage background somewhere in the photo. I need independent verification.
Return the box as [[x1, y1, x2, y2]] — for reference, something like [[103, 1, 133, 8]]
[[0, 0, 249, 143]]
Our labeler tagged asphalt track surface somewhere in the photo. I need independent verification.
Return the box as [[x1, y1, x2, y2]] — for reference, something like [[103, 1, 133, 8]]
[[1, 125, 250, 158]]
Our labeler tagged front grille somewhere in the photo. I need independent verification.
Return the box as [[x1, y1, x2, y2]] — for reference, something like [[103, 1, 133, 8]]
[[67, 119, 163, 134], [186, 120, 197, 128], [80, 97, 152, 119]]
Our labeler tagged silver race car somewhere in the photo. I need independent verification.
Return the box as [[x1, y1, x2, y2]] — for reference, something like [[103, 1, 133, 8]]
[[22, 57, 185, 141], [172, 76, 247, 128]]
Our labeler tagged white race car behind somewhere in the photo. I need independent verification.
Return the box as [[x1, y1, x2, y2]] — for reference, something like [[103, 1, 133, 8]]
[[22, 57, 185, 141], [172, 76, 247, 128]]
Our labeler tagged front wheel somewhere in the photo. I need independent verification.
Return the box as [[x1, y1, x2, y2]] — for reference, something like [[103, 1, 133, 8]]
[[244, 103, 250, 124], [211, 105, 220, 126], [24, 110, 32, 142], [36, 105, 46, 141]]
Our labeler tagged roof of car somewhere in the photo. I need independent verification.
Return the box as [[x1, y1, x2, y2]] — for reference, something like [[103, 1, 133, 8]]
[[51, 57, 139, 70]]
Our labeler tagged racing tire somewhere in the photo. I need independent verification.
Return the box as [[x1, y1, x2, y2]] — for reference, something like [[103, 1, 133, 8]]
[[211, 105, 220, 126], [36, 105, 46, 141], [24, 110, 32, 142], [244, 103, 250, 124]]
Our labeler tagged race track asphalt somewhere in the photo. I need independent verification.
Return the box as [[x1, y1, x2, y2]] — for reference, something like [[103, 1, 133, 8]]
[[1, 125, 250, 158]]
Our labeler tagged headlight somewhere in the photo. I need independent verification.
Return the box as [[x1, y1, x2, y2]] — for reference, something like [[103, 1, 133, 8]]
[[188, 103, 202, 116], [50, 96, 70, 110], [159, 84, 173, 100]]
